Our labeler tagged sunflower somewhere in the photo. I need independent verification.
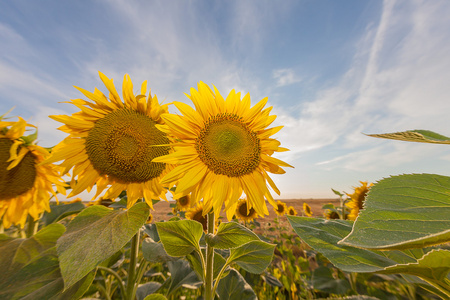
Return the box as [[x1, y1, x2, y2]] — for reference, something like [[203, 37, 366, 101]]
[[235, 198, 258, 222], [0, 115, 66, 228], [287, 206, 297, 216], [171, 191, 192, 211], [153, 82, 292, 219], [46, 72, 172, 209], [303, 203, 312, 217], [274, 200, 287, 216], [186, 204, 208, 232], [146, 213, 153, 224], [346, 181, 373, 220], [324, 209, 340, 220]]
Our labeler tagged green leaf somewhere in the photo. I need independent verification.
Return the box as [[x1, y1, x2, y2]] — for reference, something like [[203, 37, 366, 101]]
[[227, 240, 275, 274], [142, 238, 177, 263], [378, 249, 450, 296], [367, 130, 450, 144], [136, 282, 162, 300], [57, 202, 149, 289], [311, 266, 351, 294], [340, 174, 450, 250], [215, 268, 257, 300], [0, 224, 94, 300], [42, 202, 86, 225], [165, 259, 201, 296], [210, 222, 260, 249], [156, 220, 203, 257], [287, 216, 397, 272]]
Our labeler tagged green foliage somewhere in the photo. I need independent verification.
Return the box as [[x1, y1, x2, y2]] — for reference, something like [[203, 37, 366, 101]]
[[340, 174, 450, 250], [227, 240, 276, 274], [155, 220, 203, 256], [216, 268, 257, 300], [42, 201, 85, 226], [0, 224, 94, 300], [211, 222, 260, 249], [57, 202, 149, 289], [367, 129, 450, 144]]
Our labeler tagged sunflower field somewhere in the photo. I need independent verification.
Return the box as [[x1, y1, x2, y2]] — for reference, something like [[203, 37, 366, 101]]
[[0, 72, 449, 300]]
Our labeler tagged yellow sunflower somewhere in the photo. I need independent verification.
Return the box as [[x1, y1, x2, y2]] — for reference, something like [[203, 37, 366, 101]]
[[287, 206, 297, 216], [346, 181, 373, 220], [303, 202, 312, 217], [274, 200, 287, 216], [171, 191, 192, 211], [46, 72, 172, 209], [146, 213, 153, 224], [324, 209, 340, 220], [235, 198, 258, 222], [186, 204, 208, 232], [153, 82, 292, 219], [0, 116, 66, 228]]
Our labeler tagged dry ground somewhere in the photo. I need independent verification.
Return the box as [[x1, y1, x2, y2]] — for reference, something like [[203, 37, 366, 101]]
[[150, 198, 340, 222]]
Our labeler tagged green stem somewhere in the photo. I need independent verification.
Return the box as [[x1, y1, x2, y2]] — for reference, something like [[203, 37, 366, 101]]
[[133, 259, 149, 298], [212, 258, 230, 296], [204, 211, 215, 300], [126, 231, 140, 300], [97, 266, 127, 300]]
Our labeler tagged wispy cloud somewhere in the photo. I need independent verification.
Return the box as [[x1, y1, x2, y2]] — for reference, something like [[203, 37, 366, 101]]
[[273, 68, 302, 87]]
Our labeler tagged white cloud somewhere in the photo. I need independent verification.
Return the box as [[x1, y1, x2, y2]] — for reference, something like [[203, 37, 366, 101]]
[[273, 69, 302, 87]]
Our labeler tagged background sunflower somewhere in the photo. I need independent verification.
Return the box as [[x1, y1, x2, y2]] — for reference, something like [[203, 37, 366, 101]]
[[46, 72, 173, 209], [274, 200, 287, 216], [346, 181, 373, 220], [0, 115, 66, 228], [303, 202, 313, 217], [287, 206, 297, 216], [235, 198, 258, 222], [154, 82, 292, 219]]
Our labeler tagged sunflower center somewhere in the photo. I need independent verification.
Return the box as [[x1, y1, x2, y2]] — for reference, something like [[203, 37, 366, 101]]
[[193, 210, 207, 231], [0, 139, 37, 200], [277, 204, 284, 213], [85, 108, 169, 183], [238, 202, 255, 217], [196, 113, 261, 177], [178, 195, 190, 207]]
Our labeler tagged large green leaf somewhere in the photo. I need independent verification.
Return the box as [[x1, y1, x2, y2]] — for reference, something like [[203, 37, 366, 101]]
[[378, 249, 450, 297], [57, 202, 149, 289], [287, 216, 398, 273], [209, 222, 260, 249], [215, 268, 257, 300], [156, 220, 203, 257], [340, 174, 450, 250], [227, 241, 275, 274], [367, 130, 450, 144], [0, 224, 94, 300]]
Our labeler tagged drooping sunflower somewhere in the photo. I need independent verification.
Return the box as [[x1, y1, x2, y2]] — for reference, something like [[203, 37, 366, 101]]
[[274, 200, 287, 216], [0, 115, 66, 228], [303, 202, 313, 217], [235, 198, 258, 222], [287, 206, 297, 216], [46, 72, 172, 209], [346, 181, 373, 220], [186, 204, 208, 232], [154, 82, 292, 219]]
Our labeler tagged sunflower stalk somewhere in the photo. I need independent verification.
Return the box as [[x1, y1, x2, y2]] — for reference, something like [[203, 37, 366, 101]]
[[97, 266, 127, 300], [204, 211, 215, 300], [25, 215, 38, 238], [126, 230, 140, 300]]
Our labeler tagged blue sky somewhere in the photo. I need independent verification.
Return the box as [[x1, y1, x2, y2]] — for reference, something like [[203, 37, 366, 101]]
[[2, 0, 450, 199]]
